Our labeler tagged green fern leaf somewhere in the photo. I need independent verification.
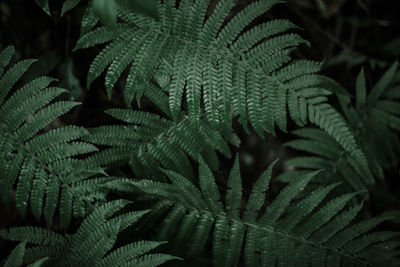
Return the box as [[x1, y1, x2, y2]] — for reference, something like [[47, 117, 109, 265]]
[[75, 0, 362, 170], [1, 201, 178, 266], [112, 156, 399, 266], [282, 63, 400, 192], [83, 108, 239, 180], [0, 47, 115, 226]]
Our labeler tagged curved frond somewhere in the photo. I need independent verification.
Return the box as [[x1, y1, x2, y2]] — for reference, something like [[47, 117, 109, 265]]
[[109, 155, 400, 266], [75, 0, 363, 169]]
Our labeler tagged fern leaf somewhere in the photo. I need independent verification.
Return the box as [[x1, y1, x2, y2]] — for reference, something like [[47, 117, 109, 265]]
[[199, 156, 223, 213], [0, 59, 37, 104], [356, 68, 367, 110], [15, 157, 36, 218], [80, 0, 99, 35], [1, 202, 177, 266], [282, 63, 400, 192], [0, 227, 67, 246], [216, 0, 282, 47], [99, 241, 165, 267], [76, 0, 363, 168], [368, 61, 398, 104], [243, 158, 277, 223], [259, 170, 319, 226], [226, 156, 242, 218], [15, 100, 80, 141], [3, 241, 26, 267], [127, 253, 181, 267], [74, 26, 128, 51], [83, 108, 239, 180], [120, 156, 399, 265], [59, 185, 74, 228], [0, 46, 15, 76], [0, 76, 57, 118], [0, 47, 115, 226], [276, 183, 339, 232]]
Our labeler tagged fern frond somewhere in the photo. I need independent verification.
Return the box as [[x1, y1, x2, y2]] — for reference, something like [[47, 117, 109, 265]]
[[281, 63, 400, 191], [82, 108, 239, 180], [110, 155, 400, 266], [0, 226, 67, 246], [281, 128, 370, 192], [0, 201, 179, 266], [0, 47, 114, 227], [75, 0, 364, 171]]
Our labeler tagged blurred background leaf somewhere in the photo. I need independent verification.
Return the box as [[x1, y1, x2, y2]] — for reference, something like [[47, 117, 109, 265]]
[[92, 0, 117, 28], [118, 0, 159, 20], [34, 0, 50, 16], [61, 0, 82, 16], [58, 57, 83, 100], [22, 49, 62, 81], [383, 37, 400, 57], [34, 0, 83, 17], [91, 0, 159, 28]]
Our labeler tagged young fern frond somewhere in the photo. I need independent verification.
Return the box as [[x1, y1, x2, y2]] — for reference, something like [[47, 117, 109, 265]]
[[106, 156, 400, 266], [82, 108, 240, 180], [280, 62, 400, 192], [0, 200, 179, 267], [0, 47, 112, 227], [75, 0, 367, 172]]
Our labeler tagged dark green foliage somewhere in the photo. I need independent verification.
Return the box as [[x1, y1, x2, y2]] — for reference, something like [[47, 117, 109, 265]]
[[0, 201, 179, 266], [340, 62, 400, 173], [107, 156, 399, 266], [83, 107, 240, 180], [1, 1, 400, 266], [75, 0, 368, 174], [91, 0, 158, 28], [0, 47, 115, 227], [92, 0, 118, 28], [280, 62, 400, 192]]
